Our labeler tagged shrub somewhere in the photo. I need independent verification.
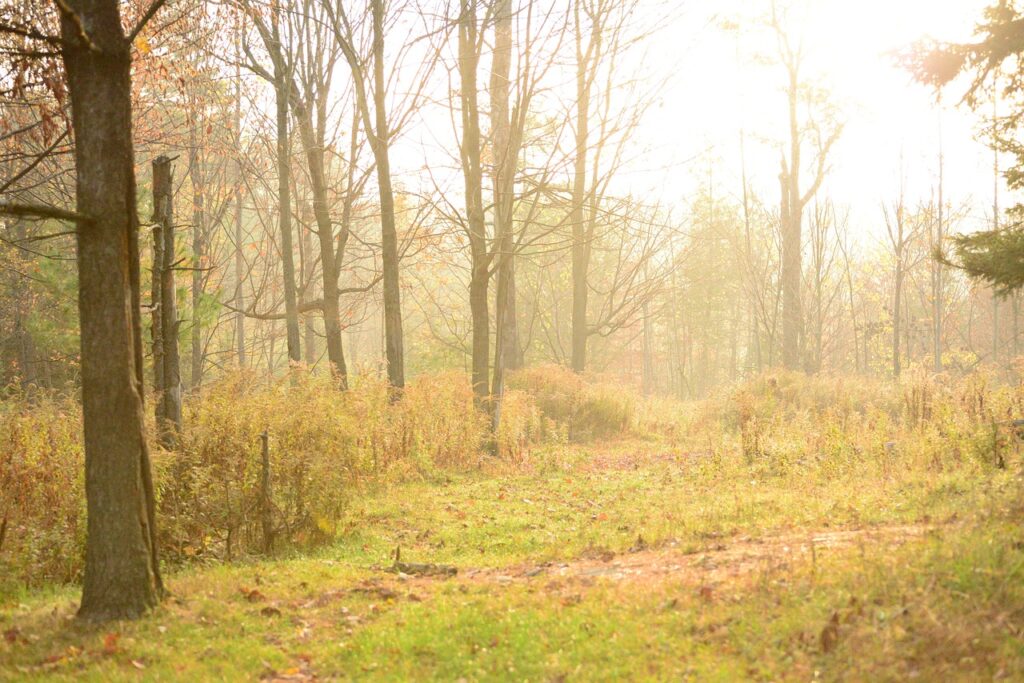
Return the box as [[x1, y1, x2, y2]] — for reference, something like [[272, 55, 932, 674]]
[[0, 394, 84, 593], [20, 365, 1017, 593], [507, 364, 635, 441]]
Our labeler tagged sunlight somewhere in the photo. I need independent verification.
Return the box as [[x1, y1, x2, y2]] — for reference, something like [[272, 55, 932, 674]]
[[4, 0, 1024, 677]]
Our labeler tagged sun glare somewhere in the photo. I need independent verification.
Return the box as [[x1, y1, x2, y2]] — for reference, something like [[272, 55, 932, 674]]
[[631, 0, 994, 238]]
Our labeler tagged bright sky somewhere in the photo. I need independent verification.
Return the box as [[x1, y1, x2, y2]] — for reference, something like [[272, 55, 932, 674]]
[[626, 0, 998, 241]]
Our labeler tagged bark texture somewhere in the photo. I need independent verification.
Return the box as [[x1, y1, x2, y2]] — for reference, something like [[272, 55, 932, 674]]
[[59, 0, 163, 621]]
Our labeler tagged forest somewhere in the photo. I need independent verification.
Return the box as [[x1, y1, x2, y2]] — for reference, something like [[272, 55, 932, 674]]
[[2, 0, 1024, 680]]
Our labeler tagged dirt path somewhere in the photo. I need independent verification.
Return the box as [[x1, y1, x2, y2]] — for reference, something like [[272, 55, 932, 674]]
[[391, 523, 938, 597]]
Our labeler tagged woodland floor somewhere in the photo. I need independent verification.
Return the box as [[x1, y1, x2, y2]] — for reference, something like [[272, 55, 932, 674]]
[[3, 441, 1024, 681]]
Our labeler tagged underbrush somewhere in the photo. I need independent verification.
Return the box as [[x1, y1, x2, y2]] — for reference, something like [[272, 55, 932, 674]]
[[669, 368, 1024, 480], [507, 364, 634, 441], [0, 365, 633, 593], [3, 364, 1022, 598]]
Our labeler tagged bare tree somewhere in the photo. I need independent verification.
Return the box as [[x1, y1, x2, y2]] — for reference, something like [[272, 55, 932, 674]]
[[883, 190, 923, 378], [324, 0, 432, 390], [568, 0, 651, 373], [769, 1, 842, 371]]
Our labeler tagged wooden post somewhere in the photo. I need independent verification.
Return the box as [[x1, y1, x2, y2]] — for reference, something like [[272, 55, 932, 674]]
[[259, 430, 273, 554]]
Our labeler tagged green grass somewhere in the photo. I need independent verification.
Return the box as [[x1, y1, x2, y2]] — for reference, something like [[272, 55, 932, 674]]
[[3, 439, 1024, 681]]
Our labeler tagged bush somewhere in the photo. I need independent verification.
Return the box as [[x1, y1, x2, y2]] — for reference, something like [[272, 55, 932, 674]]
[[30, 365, 1009, 592], [161, 370, 494, 561], [507, 364, 634, 441], [0, 394, 85, 593]]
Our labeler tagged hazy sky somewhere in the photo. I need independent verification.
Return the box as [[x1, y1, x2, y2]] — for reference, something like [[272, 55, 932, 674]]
[[625, 0, 998, 242], [382, 0, 999, 245]]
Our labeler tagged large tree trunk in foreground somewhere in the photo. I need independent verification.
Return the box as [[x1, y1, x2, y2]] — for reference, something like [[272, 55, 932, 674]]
[[59, 0, 163, 621]]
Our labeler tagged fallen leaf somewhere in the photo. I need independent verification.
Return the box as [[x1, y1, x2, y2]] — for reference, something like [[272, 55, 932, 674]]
[[820, 611, 841, 653]]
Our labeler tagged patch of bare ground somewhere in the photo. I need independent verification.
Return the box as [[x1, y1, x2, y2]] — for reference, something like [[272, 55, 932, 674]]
[[581, 447, 704, 472], [390, 523, 940, 598]]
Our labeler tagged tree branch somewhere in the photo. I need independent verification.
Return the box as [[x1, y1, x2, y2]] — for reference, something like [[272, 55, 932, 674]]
[[0, 201, 91, 224]]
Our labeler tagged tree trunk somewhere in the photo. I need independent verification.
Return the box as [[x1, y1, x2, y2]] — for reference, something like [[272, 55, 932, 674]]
[[372, 0, 405, 390], [234, 23, 247, 368], [458, 1, 490, 403], [893, 267, 903, 378], [490, 0, 521, 413], [152, 156, 182, 445], [642, 301, 654, 394], [293, 104, 348, 386], [188, 124, 206, 388], [570, 7, 591, 374], [301, 215, 317, 368], [60, 0, 163, 620], [780, 166, 802, 371], [934, 128, 944, 373], [274, 44, 301, 365], [151, 216, 164, 405]]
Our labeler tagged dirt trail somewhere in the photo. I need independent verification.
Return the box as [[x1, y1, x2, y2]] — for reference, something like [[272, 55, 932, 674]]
[[394, 523, 938, 595]]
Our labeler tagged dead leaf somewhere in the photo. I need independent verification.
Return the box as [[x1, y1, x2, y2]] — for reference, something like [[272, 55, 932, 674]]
[[820, 611, 841, 653]]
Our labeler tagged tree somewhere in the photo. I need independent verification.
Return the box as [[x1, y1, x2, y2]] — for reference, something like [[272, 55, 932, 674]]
[[455, 0, 491, 403], [906, 1, 1024, 292], [151, 155, 183, 444], [805, 201, 845, 374], [270, 3, 302, 366], [246, 0, 357, 385], [489, 0, 564, 420], [325, 0, 419, 390], [769, 1, 842, 371], [567, 0, 652, 373], [490, 0, 520, 408], [56, 0, 164, 620], [883, 193, 923, 378]]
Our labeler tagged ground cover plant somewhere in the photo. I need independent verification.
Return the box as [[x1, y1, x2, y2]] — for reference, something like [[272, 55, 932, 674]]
[[3, 368, 1024, 680]]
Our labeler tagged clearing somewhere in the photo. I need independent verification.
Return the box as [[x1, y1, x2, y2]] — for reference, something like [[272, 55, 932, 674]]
[[2, 440, 1024, 681]]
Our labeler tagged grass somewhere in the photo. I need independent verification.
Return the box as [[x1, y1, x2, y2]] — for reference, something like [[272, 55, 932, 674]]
[[3, 436, 1024, 680]]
